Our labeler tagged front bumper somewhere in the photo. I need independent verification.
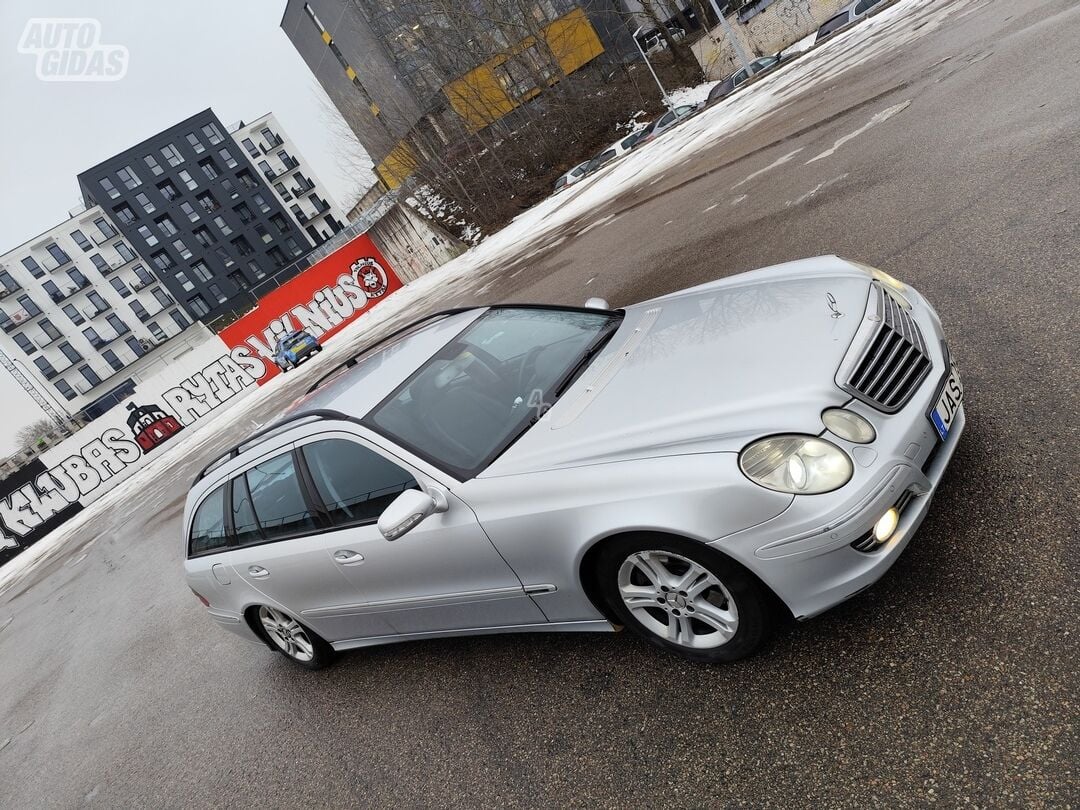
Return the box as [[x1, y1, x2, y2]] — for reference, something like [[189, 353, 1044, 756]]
[[711, 287, 965, 619]]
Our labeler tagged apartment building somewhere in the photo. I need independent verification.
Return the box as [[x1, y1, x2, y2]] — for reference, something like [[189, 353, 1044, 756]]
[[229, 113, 348, 247], [76, 110, 323, 323], [280, 0, 634, 189], [0, 206, 203, 417]]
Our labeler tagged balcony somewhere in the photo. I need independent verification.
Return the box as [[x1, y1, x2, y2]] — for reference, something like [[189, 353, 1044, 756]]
[[262, 167, 280, 181], [83, 302, 112, 319], [0, 283, 21, 300], [311, 197, 331, 214], [290, 175, 315, 195], [280, 155, 300, 172], [293, 209, 310, 224], [42, 252, 74, 272], [260, 133, 284, 151], [34, 332, 63, 350], [131, 277, 155, 292], [1, 308, 33, 333]]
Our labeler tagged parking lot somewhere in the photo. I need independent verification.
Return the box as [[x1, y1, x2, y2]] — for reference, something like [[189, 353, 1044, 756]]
[[0, 0, 1076, 806]]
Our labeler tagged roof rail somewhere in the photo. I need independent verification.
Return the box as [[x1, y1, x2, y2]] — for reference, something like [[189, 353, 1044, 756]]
[[193, 408, 355, 483], [306, 307, 474, 395]]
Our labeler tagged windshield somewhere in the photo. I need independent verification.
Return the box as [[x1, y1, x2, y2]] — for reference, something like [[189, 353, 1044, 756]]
[[366, 307, 621, 478], [817, 12, 849, 40], [283, 333, 310, 348]]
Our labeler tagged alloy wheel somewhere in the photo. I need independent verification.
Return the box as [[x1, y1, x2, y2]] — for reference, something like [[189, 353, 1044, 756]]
[[617, 550, 739, 649], [258, 606, 315, 662]]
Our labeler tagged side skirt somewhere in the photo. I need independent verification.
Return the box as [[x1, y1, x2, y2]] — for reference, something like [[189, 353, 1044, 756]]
[[330, 620, 615, 652]]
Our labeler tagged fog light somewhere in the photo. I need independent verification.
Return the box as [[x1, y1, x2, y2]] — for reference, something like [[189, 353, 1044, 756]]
[[874, 508, 900, 543]]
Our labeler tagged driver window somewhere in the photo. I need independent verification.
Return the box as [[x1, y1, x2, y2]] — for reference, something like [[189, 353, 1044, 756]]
[[302, 439, 419, 527]]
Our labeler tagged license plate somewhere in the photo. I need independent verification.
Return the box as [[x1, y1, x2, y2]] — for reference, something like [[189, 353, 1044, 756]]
[[930, 367, 964, 441]]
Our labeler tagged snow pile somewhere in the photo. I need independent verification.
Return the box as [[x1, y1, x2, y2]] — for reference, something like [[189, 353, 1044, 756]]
[[667, 81, 721, 108]]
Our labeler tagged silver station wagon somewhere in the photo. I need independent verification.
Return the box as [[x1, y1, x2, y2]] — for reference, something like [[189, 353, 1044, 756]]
[[184, 256, 965, 669]]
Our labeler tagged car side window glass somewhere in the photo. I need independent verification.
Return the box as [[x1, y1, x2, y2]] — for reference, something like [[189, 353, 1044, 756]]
[[245, 452, 318, 540], [302, 439, 419, 527], [190, 485, 227, 555], [231, 476, 262, 546]]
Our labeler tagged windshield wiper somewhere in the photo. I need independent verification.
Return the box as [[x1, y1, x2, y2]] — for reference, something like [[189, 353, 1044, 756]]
[[553, 320, 622, 399]]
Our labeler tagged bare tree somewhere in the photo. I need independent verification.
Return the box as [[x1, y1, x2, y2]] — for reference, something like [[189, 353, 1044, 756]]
[[15, 418, 62, 452]]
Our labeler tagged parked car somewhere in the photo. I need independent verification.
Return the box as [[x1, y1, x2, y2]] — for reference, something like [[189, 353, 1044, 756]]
[[272, 329, 322, 371], [816, 0, 890, 44], [585, 128, 650, 174], [633, 24, 687, 55], [185, 257, 965, 669], [635, 104, 700, 147], [705, 55, 782, 106], [553, 161, 590, 194]]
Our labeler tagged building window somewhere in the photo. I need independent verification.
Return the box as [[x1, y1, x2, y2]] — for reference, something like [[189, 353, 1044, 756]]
[[188, 295, 210, 318], [201, 122, 224, 145], [113, 203, 136, 225], [110, 277, 132, 298], [208, 283, 227, 303], [175, 271, 194, 292], [231, 236, 254, 257], [254, 224, 272, 244], [274, 182, 292, 201], [157, 179, 180, 201], [115, 241, 137, 263], [196, 191, 219, 214], [258, 160, 273, 179], [152, 287, 174, 308], [285, 236, 305, 256], [185, 132, 204, 154], [18, 294, 42, 316], [55, 380, 77, 401], [214, 246, 235, 268], [106, 313, 130, 336], [34, 357, 57, 378], [94, 217, 117, 239], [213, 215, 232, 236], [247, 260, 265, 280], [130, 299, 149, 320], [234, 202, 254, 223], [253, 193, 271, 213], [99, 177, 120, 199], [102, 349, 124, 371], [192, 225, 216, 248], [269, 213, 290, 234], [199, 157, 220, 181], [13, 334, 35, 355], [69, 269, 89, 289], [87, 291, 109, 313], [117, 165, 141, 190], [144, 153, 164, 176], [137, 225, 159, 247], [147, 321, 166, 340], [59, 341, 82, 363], [179, 169, 198, 191], [21, 257, 43, 278], [220, 177, 238, 199], [133, 265, 154, 286], [79, 365, 102, 387], [171, 310, 190, 330], [267, 246, 287, 267], [40, 318, 62, 341], [125, 336, 146, 357], [241, 137, 258, 157], [190, 260, 213, 282], [180, 201, 200, 222], [161, 143, 184, 166], [135, 192, 156, 214], [155, 215, 179, 237], [228, 270, 251, 291], [150, 250, 174, 270], [0, 270, 16, 293], [218, 148, 238, 169], [89, 254, 109, 273], [173, 239, 192, 260], [70, 229, 93, 251], [43, 280, 62, 302], [45, 244, 70, 265], [236, 169, 256, 190], [63, 303, 84, 324]]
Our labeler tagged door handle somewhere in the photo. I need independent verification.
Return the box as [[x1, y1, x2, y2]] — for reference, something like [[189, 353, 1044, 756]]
[[247, 565, 270, 579], [332, 550, 365, 566]]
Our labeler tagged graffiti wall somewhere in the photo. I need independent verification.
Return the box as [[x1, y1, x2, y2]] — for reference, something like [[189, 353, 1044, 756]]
[[0, 233, 403, 562]]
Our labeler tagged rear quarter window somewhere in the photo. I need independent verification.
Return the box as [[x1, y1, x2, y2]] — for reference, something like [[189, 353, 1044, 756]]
[[189, 485, 228, 556], [817, 12, 850, 39]]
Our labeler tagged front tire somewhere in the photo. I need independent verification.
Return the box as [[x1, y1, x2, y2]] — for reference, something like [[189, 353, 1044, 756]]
[[597, 535, 772, 663], [256, 605, 334, 670]]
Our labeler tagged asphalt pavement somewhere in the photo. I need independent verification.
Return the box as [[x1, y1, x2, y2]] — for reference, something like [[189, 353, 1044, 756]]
[[0, 0, 1076, 806]]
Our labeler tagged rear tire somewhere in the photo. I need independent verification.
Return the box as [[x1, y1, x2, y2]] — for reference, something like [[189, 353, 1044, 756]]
[[256, 605, 335, 670], [597, 534, 772, 663]]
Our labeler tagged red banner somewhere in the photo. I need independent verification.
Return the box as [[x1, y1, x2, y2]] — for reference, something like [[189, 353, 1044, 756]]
[[219, 233, 402, 384]]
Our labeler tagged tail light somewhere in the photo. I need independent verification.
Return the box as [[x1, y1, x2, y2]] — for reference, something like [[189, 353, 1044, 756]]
[[190, 587, 210, 608]]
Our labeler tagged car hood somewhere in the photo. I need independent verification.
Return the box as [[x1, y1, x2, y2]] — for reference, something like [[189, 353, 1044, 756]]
[[482, 257, 872, 477]]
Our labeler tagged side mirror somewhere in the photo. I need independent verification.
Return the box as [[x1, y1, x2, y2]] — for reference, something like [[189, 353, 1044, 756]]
[[584, 297, 610, 310], [378, 487, 447, 541]]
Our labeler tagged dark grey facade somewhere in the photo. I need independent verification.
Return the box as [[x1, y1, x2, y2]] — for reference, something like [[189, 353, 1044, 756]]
[[77, 109, 312, 323]]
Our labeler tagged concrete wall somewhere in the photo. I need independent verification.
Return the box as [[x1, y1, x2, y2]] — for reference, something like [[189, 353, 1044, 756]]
[[692, 0, 848, 80], [368, 205, 466, 284]]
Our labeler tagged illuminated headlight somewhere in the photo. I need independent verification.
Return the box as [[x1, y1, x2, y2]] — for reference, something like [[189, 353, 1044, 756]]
[[739, 435, 853, 495], [822, 408, 876, 443], [845, 259, 911, 308]]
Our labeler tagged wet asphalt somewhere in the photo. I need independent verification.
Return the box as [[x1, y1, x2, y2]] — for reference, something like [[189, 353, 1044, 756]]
[[0, 0, 1076, 806]]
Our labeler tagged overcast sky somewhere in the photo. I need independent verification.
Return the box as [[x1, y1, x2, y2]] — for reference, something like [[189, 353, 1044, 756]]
[[0, 0, 373, 456]]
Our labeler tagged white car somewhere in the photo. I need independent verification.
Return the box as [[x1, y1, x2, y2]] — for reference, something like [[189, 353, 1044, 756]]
[[553, 161, 590, 194], [816, 0, 890, 43]]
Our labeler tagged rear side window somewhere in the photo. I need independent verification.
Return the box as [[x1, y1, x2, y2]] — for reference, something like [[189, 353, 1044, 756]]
[[231, 476, 262, 546], [817, 12, 850, 40], [245, 452, 318, 540], [189, 486, 227, 556], [302, 439, 418, 527]]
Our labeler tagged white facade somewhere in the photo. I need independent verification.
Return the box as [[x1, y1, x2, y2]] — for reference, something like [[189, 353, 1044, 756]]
[[229, 113, 348, 248], [0, 205, 208, 416]]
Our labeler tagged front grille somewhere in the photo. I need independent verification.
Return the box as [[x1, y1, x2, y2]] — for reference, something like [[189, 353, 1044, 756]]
[[850, 490, 917, 552], [843, 285, 932, 412]]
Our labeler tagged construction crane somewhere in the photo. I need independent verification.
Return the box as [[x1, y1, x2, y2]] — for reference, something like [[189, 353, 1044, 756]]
[[0, 349, 68, 429]]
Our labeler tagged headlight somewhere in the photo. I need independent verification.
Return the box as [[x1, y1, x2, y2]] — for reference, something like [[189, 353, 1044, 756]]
[[739, 435, 853, 494], [845, 259, 911, 308], [822, 408, 876, 443]]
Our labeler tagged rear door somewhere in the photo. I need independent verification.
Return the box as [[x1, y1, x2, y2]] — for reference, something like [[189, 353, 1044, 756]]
[[227, 446, 395, 641], [295, 432, 547, 639]]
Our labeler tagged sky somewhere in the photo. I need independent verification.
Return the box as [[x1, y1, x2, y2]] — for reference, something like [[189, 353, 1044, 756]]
[[0, 0, 373, 456]]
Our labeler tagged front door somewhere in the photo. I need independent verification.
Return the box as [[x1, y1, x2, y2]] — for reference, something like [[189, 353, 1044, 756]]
[[297, 434, 547, 639]]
